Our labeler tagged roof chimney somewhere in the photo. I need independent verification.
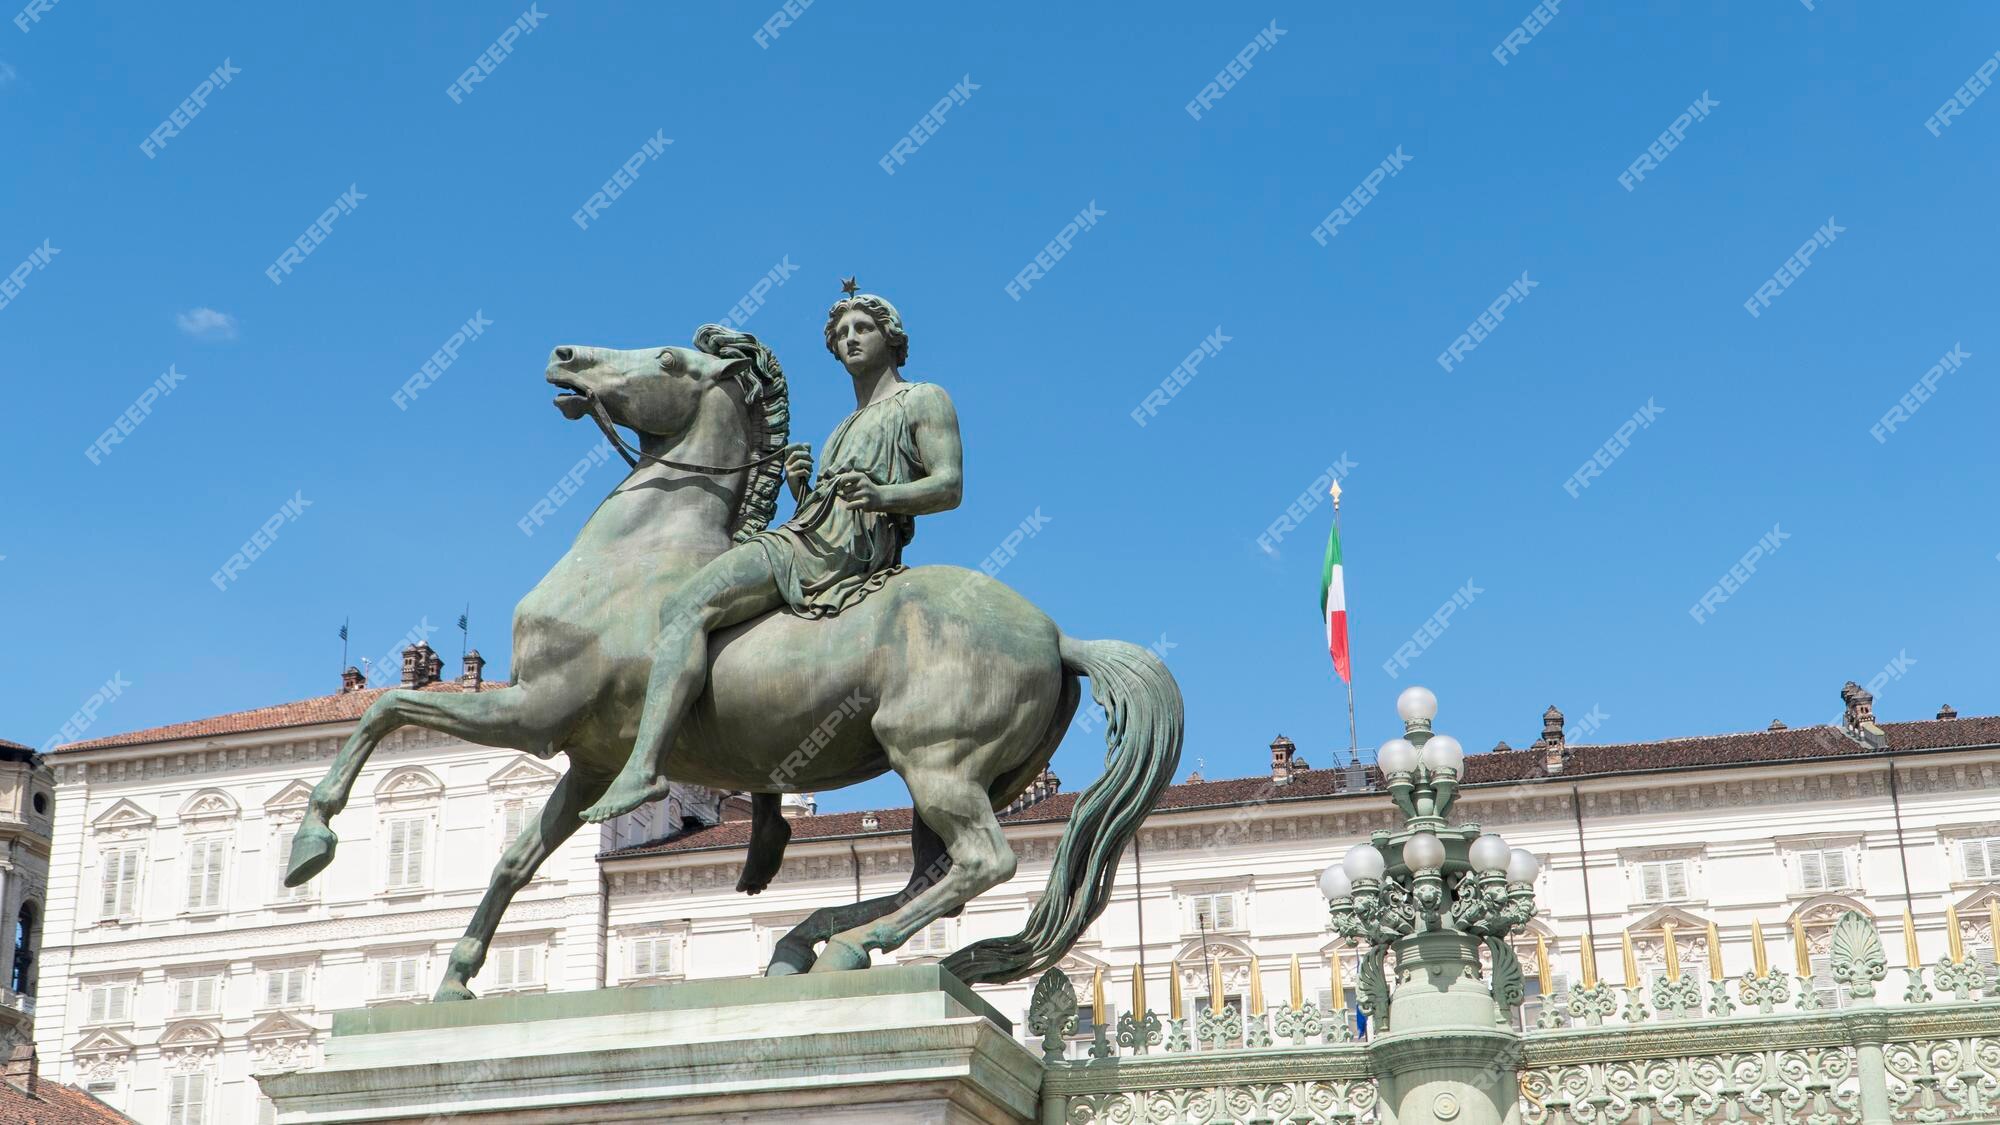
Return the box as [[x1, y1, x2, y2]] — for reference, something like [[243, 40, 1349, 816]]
[[461, 650, 485, 690], [340, 666, 366, 693], [1533, 705, 1568, 774], [1768, 719, 1788, 731], [1270, 735, 1297, 784], [401, 642, 442, 689], [1841, 680, 1889, 748], [1938, 704, 1958, 720], [4, 1044, 35, 1095]]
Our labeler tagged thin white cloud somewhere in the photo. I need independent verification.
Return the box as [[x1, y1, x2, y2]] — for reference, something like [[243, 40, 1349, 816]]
[[177, 307, 239, 340]]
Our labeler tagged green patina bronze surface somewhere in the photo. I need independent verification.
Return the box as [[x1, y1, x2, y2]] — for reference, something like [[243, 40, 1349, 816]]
[[284, 290, 1183, 1006]]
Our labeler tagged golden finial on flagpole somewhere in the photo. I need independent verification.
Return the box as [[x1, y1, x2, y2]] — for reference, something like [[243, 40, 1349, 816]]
[[1330, 478, 1342, 511]]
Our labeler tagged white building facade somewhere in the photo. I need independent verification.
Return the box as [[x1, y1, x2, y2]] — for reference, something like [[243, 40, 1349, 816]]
[[598, 690, 2000, 1055], [37, 648, 716, 1124], [34, 669, 2000, 1119]]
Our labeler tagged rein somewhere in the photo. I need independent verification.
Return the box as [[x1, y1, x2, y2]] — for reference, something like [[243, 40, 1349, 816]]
[[588, 397, 789, 475], [586, 395, 821, 530]]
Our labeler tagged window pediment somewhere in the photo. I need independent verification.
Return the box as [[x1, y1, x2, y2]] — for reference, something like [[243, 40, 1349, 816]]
[[489, 756, 560, 792], [89, 799, 155, 837], [178, 788, 241, 823], [374, 766, 443, 805]]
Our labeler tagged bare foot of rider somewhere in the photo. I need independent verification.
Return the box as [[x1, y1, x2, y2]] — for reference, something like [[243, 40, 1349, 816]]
[[579, 768, 673, 822]]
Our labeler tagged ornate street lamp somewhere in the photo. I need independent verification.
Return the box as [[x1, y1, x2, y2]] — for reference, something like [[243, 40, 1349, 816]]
[[1319, 687, 1539, 1125]]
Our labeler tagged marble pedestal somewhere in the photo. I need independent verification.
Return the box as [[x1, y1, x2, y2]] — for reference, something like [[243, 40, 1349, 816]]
[[259, 965, 1043, 1124]]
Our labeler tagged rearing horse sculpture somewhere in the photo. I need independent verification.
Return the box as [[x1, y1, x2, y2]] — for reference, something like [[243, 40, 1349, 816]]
[[285, 326, 1182, 1000]]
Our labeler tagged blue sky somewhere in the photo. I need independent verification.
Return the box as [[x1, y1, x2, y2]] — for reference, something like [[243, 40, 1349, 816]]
[[3, 2, 1995, 814]]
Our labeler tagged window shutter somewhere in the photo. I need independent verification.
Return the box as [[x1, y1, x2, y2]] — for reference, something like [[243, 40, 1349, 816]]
[[1666, 862, 1688, 899], [173, 979, 192, 1013], [1824, 850, 1850, 889], [118, 851, 139, 915], [88, 988, 106, 1023], [264, 972, 283, 1007], [398, 958, 418, 995], [185, 843, 206, 908], [1217, 895, 1237, 929], [1641, 864, 1663, 901], [101, 852, 126, 917], [206, 839, 226, 906], [1799, 851, 1824, 891], [1968, 840, 1995, 881], [376, 961, 396, 996]]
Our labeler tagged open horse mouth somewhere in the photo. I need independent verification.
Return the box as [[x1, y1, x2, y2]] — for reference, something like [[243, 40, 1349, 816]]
[[547, 373, 594, 420]]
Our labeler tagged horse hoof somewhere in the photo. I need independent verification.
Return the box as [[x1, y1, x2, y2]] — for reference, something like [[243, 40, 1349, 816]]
[[808, 936, 870, 973], [765, 961, 802, 977], [434, 981, 476, 1003], [284, 824, 337, 887]]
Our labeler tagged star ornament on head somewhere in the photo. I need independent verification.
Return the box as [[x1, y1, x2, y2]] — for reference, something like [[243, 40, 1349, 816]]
[[840, 276, 860, 297]]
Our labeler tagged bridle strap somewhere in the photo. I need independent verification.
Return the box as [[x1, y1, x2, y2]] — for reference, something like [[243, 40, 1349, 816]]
[[588, 397, 789, 475]]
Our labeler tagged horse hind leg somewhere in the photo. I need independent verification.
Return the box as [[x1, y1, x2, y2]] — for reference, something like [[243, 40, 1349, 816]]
[[288, 685, 571, 888], [436, 766, 611, 1001], [736, 793, 791, 895], [811, 748, 1015, 973], [767, 813, 952, 975]]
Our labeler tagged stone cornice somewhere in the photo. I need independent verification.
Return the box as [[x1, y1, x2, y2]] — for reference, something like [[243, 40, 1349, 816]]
[[55, 892, 600, 966], [607, 753, 2000, 894]]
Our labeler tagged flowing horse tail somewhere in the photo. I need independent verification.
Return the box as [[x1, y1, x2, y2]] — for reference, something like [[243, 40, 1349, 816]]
[[942, 636, 1183, 986]]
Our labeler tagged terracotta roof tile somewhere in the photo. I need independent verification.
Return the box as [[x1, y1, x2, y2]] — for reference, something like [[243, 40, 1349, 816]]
[[0, 1080, 141, 1123], [0, 740, 30, 753], [53, 680, 508, 754], [600, 715, 2000, 861]]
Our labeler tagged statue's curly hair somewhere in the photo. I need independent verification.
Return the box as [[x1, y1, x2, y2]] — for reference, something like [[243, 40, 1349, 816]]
[[823, 295, 909, 367], [692, 324, 790, 543]]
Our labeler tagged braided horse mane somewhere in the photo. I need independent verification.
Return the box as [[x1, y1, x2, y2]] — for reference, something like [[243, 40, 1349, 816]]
[[691, 324, 790, 542]]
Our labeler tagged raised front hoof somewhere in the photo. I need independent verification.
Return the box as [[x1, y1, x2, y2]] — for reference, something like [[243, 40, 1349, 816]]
[[807, 936, 871, 973], [284, 824, 337, 888], [735, 872, 772, 895], [434, 980, 477, 1003]]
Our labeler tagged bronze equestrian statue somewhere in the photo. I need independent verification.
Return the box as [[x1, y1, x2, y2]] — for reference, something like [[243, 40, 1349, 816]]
[[286, 287, 1182, 1001]]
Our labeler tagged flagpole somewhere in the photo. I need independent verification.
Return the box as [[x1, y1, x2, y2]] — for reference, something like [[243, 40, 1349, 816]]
[[1333, 484, 1358, 764]]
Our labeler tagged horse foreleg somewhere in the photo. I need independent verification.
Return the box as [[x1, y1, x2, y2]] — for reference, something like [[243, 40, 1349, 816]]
[[768, 814, 952, 975], [288, 685, 569, 887], [437, 766, 610, 1001], [812, 759, 1013, 973]]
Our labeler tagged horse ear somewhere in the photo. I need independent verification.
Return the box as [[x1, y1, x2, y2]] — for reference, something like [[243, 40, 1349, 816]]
[[713, 355, 755, 389]]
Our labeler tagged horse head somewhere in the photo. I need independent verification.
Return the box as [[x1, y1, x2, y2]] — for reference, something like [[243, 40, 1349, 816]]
[[546, 331, 793, 543], [545, 343, 751, 441]]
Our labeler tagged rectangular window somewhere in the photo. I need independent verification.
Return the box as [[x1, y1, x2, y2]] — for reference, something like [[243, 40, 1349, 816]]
[[167, 1073, 207, 1125], [374, 956, 421, 998], [1636, 860, 1690, 903], [172, 976, 219, 1016], [1962, 837, 2000, 881], [184, 837, 228, 911], [272, 829, 311, 901], [100, 848, 141, 920], [501, 801, 533, 844], [384, 817, 428, 890], [262, 966, 308, 1008], [1796, 848, 1853, 892], [903, 920, 951, 956], [491, 945, 541, 990], [1189, 892, 1238, 931], [84, 983, 129, 1024], [630, 936, 673, 979]]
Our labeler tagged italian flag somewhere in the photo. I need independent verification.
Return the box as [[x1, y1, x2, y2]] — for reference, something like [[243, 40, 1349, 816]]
[[1321, 517, 1351, 683]]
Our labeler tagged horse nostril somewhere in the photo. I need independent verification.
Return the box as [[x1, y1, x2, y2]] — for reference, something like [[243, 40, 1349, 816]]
[[553, 346, 575, 364]]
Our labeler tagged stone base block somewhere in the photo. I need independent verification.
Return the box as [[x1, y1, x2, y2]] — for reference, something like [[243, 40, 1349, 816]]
[[258, 965, 1042, 1124]]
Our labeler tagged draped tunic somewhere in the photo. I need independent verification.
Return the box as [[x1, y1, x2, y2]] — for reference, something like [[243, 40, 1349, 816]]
[[750, 382, 931, 617]]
